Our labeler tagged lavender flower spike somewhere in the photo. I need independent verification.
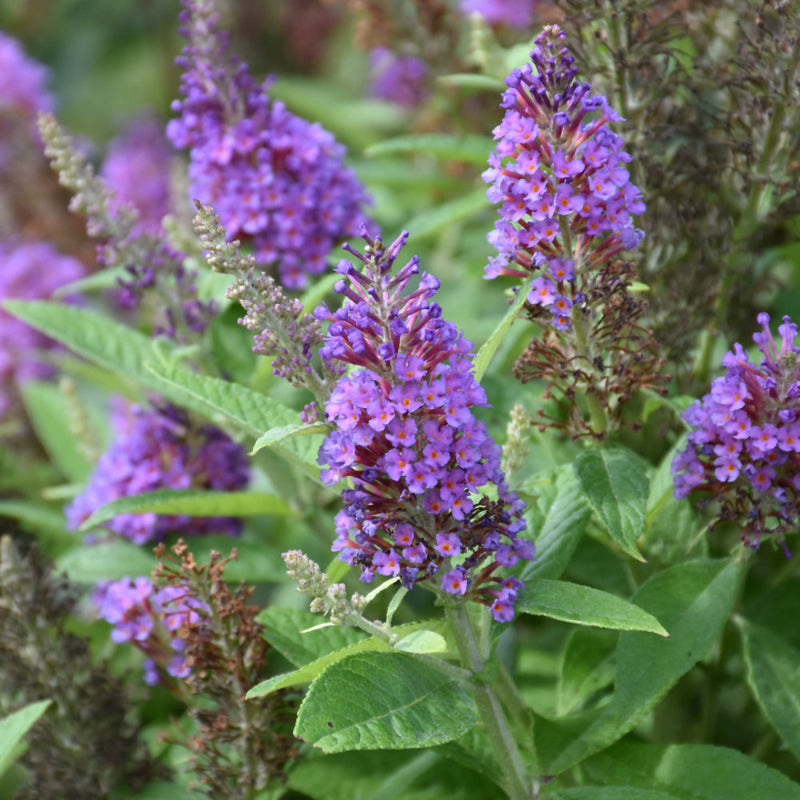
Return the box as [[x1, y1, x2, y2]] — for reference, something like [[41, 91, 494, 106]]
[[314, 229, 534, 622], [673, 313, 800, 554], [66, 402, 249, 544], [168, 0, 370, 288], [483, 24, 645, 328]]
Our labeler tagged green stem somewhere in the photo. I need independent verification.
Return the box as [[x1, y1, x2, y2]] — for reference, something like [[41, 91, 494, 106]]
[[446, 602, 536, 800], [570, 303, 608, 435]]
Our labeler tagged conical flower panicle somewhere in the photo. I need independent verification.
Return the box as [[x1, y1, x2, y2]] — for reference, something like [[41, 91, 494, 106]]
[[483, 24, 665, 437], [314, 229, 533, 622], [168, 0, 370, 289]]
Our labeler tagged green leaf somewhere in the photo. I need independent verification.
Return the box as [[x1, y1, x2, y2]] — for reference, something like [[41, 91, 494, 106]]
[[142, 361, 323, 478], [573, 447, 649, 562], [474, 286, 529, 382], [19, 381, 93, 481], [365, 133, 493, 165], [584, 741, 800, 800], [287, 750, 497, 800], [250, 422, 331, 456], [247, 636, 396, 699], [257, 607, 367, 668], [642, 437, 706, 562], [0, 501, 71, 541], [2, 302, 323, 477], [517, 579, 668, 636], [405, 189, 489, 240], [520, 465, 590, 582], [545, 788, 682, 800], [3, 301, 171, 395], [738, 617, 800, 760], [249, 618, 452, 698], [394, 630, 448, 654], [295, 652, 478, 752], [539, 559, 740, 773], [436, 73, 505, 91], [744, 577, 800, 650], [557, 628, 617, 716], [56, 540, 157, 583], [52, 266, 129, 297], [79, 489, 292, 531], [112, 781, 208, 800], [0, 700, 51, 778]]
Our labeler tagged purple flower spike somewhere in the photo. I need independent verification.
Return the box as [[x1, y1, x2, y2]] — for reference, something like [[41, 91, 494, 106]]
[[168, 0, 370, 288], [316, 229, 534, 621], [94, 576, 206, 685], [368, 47, 428, 108], [102, 114, 173, 235], [66, 402, 249, 544], [673, 312, 800, 551], [460, 0, 537, 28], [483, 25, 645, 329]]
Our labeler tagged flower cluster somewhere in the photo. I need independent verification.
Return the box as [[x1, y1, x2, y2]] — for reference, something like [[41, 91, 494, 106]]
[[368, 47, 428, 108], [93, 576, 205, 685], [314, 229, 533, 622], [167, 0, 370, 288], [483, 24, 645, 329], [673, 313, 800, 552], [0, 239, 84, 419], [460, 0, 537, 28], [0, 30, 53, 126], [101, 114, 173, 235], [481, 25, 664, 438], [65, 402, 249, 544]]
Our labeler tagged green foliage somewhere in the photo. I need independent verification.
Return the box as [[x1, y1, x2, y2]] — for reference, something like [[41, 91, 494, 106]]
[[0, 700, 51, 778], [5, 4, 800, 798], [538, 559, 741, 773], [573, 447, 650, 562], [294, 652, 478, 752], [79, 488, 293, 531], [738, 618, 800, 761], [516, 579, 668, 636]]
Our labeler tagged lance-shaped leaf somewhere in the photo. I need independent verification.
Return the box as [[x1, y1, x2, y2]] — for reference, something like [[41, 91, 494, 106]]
[[257, 606, 367, 667], [143, 361, 323, 478], [405, 188, 490, 240], [573, 447, 649, 562], [295, 651, 477, 752], [0, 700, 51, 777], [539, 558, 740, 774], [248, 619, 451, 698], [365, 133, 494, 165], [738, 617, 800, 761], [250, 421, 331, 456], [520, 465, 591, 582], [79, 488, 292, 531], [474, 285, 530, 382], [583, 741, 800, 800], [517, 579, 668, 636], [3, 301, 171, 395]]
